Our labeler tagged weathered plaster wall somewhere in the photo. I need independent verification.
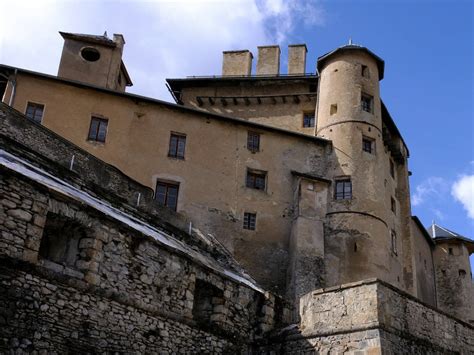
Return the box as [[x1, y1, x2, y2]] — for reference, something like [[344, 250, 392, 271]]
[[58, 37, 124, 91], [2, 77, 328, 293], [411, 218, 437, 307], [316, 50, 414, 294], [178, 79, 317, 134]]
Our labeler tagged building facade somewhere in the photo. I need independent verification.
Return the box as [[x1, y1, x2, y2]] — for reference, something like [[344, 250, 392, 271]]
[[0, 32, 473, 351]]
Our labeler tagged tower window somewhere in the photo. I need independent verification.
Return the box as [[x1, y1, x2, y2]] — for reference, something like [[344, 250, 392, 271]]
[[361, 65, 370, 78], [246, 169, 267, 190], [391, 197, 396, 214], [389, 159, 396, 179], [391, 230, 397, 255], [330, 104, 337, 115], [303, 112, 315, 127], [243, 212, 257, 230], [155, 181, 179, 210], [362, 136, 375, 153], [168, 132, 186, 159], [87, 116, 108, 142], [81, 47, 101, 62], [25, 102, 44, 124], [247, 131, 260, 153], [361, 93, 373, 113], [335, 179, 352, 200]]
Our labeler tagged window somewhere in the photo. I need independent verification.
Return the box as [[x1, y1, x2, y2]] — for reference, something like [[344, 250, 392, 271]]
[[81, 47, 100, 62], [391, 230, 397, 255], [391, 197, 396, 214], [390, 159, 395, 178], [361, 65, 370, 78], [330, 104, 337, 115], [303, 112, 315, 128], [246, 169, 267, 190], [87, 116, 108, 142], [247, 131, 260, 153], [362, 136, 375, 153], [25, 102, 44, 124], [361, 93, 373, 113], [155, 181, 179, 210], [168, 133, 186, 159], [39, 213, 84, 268], [335, 179, 352, 200], [192, 279, 224, 325], [243, 212, 257, 230]]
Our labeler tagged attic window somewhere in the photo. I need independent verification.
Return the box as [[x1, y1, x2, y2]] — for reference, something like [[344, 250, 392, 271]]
[[81, 47, 101, 62]]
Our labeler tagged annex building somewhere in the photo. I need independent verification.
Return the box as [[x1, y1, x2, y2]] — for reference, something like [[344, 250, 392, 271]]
[[0, 31, 472, 353]]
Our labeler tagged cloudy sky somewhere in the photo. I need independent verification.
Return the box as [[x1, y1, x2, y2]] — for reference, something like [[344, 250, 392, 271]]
[[1, 0, 473, 270]]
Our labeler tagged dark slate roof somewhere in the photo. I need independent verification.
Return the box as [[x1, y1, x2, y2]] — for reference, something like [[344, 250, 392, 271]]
[[317, 44, 385, 80], [59, 31, 117, 48], [427, 223, 474, 253]]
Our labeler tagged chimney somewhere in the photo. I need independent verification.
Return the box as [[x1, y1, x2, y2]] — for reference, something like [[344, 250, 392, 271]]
[[288, 44, 307, 75], [113, 34, 125, 51], [256, 45, 280, 76], [222, 50, 253, 76]]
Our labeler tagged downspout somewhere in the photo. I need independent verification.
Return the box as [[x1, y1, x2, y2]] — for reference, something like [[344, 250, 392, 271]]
[[8, 69, 18, 107]]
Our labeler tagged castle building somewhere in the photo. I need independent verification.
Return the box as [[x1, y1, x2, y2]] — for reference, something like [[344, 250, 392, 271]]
[[0, 32, 473, 353]]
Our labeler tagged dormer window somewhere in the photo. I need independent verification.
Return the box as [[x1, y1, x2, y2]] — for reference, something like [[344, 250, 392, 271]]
[[81, 47, 101, 62]]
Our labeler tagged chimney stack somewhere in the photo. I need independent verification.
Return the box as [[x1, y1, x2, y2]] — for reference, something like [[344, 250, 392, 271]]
[[222, 50, 253, 76], [288, 44, 307, 75], [256, 45, 280, 76]]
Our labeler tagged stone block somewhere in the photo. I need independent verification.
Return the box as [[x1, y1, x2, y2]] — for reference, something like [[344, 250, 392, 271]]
[[7, 209, 32, 222]]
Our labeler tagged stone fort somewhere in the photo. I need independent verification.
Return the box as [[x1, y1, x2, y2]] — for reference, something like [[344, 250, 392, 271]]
[[0, 32, 472, 353]]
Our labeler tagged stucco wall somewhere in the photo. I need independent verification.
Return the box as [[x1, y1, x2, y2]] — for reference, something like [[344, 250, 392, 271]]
[[2, 81, 329, 293]]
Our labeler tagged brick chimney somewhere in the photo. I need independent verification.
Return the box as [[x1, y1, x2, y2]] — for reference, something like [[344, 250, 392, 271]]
[[256, 45, 280, 76], [222, 50, 253, 76], [288, 44, 307, 75]]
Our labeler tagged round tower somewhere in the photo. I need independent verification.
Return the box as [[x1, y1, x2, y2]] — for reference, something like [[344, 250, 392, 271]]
[[316, 44, 406, 290]]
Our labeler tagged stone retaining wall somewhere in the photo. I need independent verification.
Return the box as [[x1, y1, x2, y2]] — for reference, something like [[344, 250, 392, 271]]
[[0, 167, 278, 353]]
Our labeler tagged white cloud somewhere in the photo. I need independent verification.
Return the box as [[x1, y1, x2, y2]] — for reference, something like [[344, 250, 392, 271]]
[[452, 175, 474, 219], [411, 176, 446, 206], [0, 0, 325, 100]]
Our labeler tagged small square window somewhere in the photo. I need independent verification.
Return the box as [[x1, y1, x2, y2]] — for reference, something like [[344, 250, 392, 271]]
[[390, 159, 395, 178], [155, 181, 180, 211], [247, 131, 260, 153], [361, 65, 370, 78], [25, 102, 44, 124], [330, 104, 338, 116], [391, 197, 396, 214], [391, 230, 397, 255], [362, 136, 375, 154], [243, 212, 256, 230], [335, 179, 352, 200], [246, 169, 267, 190], [361, 93, 373, 113], [88, 116, 108, 142], [303, 112, 315, 128]]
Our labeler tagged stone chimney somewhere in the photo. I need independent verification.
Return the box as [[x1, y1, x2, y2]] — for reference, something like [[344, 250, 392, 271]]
[[222, 50, 253, 76], [288, 44, 307, 75], [256, 45, 280, 76]]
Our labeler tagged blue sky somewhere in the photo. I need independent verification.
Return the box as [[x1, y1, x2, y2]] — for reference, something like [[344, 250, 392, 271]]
[[1, 0, 473, 271]]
